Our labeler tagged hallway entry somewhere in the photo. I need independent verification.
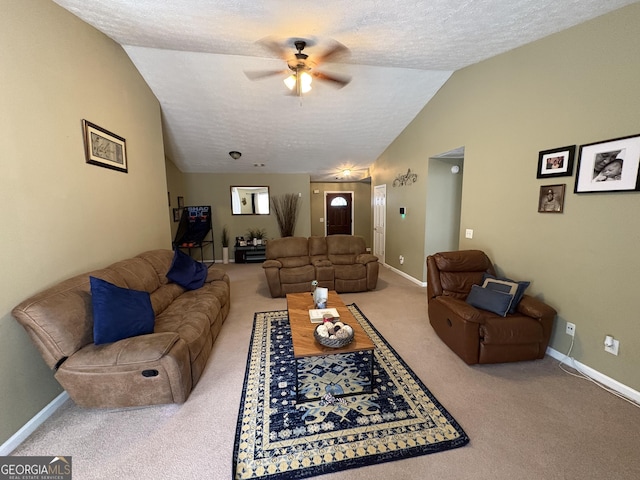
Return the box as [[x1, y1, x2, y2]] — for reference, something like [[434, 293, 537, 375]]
[[425, 148, 464, 257]]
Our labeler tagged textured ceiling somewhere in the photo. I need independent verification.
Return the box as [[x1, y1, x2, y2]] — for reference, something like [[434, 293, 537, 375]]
[[52, 0, 636, 181]]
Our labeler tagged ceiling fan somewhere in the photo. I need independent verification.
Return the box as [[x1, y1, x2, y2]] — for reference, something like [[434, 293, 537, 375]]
[[245, 38, 351, 96]]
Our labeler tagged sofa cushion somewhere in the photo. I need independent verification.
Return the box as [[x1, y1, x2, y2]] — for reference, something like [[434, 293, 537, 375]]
[[280, 264, 315, 285], [280, 256, 311, 268], [106, 257, 162, 293], [440, 271, 486, 299], [155, 288, 221, 361], [333, 263, 366, 280], [482, 273, 530, 313], [433, 250, 492, 272], [266, 237, 309, 260], [481, 278, 519, 312], [90, 276, 155, 345], [136, 249, 175, 285], [480, 316, 544, 345], [466, 284, 513, 317], [167, 248, 207, 290]]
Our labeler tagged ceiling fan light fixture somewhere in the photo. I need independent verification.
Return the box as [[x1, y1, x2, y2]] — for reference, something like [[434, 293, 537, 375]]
[[284, 74, 296, 90], [299, 71, 312, 93], [284, 70, 312, 95], [229, 151, 241, 160]]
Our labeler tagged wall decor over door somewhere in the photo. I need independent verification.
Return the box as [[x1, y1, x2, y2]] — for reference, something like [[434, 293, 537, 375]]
[[392, 168, 418, 187]]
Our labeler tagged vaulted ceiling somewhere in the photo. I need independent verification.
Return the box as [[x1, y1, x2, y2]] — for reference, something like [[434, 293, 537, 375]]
[[52, 0, 636, 181]]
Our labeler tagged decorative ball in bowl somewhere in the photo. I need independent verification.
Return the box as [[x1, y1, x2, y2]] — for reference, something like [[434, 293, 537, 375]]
[[314, 318, 354, 348]]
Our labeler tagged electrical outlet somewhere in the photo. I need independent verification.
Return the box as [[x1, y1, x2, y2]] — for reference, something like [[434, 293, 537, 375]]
[[399, 255, 404, 265], [604, 336, 620, 355], [465, 229, 474, 239], [565, 322, 575, 336]]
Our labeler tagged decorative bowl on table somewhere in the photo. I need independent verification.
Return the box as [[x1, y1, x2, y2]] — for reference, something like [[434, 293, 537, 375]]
[[314, 319, 354, 348]]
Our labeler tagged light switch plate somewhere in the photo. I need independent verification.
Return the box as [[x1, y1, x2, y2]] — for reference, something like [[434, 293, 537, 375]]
[[465, 229, 473, 239]]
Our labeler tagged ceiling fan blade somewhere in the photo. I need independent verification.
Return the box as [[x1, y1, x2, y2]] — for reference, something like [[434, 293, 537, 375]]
[[314, 40, 349, 65], [244, 69, 288, 81], [255, 37, 288, 60], [312, 71, 351, 88]]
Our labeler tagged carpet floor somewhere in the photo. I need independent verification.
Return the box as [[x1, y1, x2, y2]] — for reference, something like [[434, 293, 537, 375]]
[[233, 304, 468, 479], [10, 264, 640, 479]]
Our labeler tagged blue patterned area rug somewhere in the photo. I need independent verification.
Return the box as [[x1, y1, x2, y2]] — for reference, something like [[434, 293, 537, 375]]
[[232, 304, 469, 480]]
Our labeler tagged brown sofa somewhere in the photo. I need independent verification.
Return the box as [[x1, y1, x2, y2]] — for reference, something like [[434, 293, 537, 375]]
[[262, 235, 379, 297], [426, 250, 556, 365], [12, 249, 230, 408]]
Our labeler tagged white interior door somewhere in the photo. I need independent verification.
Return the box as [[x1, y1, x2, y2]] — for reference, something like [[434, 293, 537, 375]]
[[373, 185, 386, 264]]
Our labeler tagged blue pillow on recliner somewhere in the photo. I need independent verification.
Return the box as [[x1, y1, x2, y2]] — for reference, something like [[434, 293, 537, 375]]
[[166, 248, 207, 290], [90, 276, 155, 345], [482, 273, 530, 314], [466, 284, 514, 317]]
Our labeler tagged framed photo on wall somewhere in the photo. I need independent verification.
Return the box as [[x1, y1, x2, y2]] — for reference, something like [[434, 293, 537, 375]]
[[537, 145, 575, 178], [173, 208, 182, 222], [574, 134, 640, 193], [538, 184, 565, 213], [82, 119, 127, 173], [177, 196, 185, 208]]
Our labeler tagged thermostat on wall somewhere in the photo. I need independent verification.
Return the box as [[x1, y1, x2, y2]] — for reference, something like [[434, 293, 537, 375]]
[[399, 207, 406, 218]]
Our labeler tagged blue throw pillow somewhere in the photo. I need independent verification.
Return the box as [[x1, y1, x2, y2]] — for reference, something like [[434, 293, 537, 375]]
[[466, 284, 514, 317], [482, 273, 530, 314], [166, 248, 207, 290], [90, 276, 155, 345]]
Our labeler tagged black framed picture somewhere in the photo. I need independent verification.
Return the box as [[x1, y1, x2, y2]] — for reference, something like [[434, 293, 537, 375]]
[[538, 184, 565, 213], [537, 145, 575, 178], [575, 134, 640, 193], [82, 119, 127, 173]]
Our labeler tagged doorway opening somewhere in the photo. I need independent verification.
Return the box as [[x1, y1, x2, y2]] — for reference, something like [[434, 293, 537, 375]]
[[373, 185, 386, 264], [425, 147, 464, 258], [325, 191, 353, 235]]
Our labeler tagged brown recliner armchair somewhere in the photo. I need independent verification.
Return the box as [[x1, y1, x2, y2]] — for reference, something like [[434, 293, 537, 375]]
[[426, 250, 557, 365]]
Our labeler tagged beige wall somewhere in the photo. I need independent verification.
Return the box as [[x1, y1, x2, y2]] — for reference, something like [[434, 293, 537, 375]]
[[372, 141, 430, 280], [179, 173, 312, 259], [310, 182, 372, 246], [0, 0, 170, 445], [372, 4, 640, 391]]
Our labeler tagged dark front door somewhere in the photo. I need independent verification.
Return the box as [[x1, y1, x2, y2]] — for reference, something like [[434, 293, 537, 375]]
[[326, 193, 352, 235]]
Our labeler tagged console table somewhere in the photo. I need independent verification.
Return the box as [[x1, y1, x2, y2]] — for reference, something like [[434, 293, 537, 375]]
[[235, 245, 266, 264]]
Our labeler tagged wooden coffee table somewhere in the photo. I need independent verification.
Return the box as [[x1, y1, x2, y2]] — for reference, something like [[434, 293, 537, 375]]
[[286, 291, 375, 402]]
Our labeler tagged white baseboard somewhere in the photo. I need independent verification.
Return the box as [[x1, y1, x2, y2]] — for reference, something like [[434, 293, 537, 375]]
[[383, 263, 427, 287], [546, 347, 640, 404], [0, 392, 69, 455]]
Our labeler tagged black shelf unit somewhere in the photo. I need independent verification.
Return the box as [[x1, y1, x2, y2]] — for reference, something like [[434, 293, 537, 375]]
[[235, 245, 266, 264]]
